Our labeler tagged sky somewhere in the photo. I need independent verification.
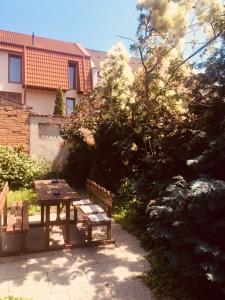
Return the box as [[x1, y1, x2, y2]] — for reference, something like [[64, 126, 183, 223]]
[[0, 0, 139, 52]]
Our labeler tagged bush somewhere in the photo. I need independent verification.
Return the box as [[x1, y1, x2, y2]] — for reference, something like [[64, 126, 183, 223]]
[[62, 140, 93, 188], [0, 146, 49, 189], [147, 176, 225, 299], [187, 132, 225, 181], [114, 178, 149, 236]]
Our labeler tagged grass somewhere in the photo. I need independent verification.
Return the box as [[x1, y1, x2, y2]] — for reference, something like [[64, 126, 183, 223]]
[[7, 189, 40, 215]]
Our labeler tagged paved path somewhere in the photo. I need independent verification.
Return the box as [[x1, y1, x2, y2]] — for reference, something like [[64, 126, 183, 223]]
[[0, 222, 153, 300]]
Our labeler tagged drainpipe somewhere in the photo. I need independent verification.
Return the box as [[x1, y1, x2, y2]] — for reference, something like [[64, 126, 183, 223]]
[[82, 57, 86, 91], [23, 46, 27, 105]]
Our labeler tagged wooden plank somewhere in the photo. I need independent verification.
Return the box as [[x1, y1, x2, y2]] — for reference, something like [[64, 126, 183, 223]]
[[65, 202, 70, 245], [41, 204, 44, 225], [22, 201, 29, 232], [0, 182, 9, 214], [14, 201, 23, 232], [34, 179, 81, 204], [3, 198, 7, 226], [45, 204, 50, 248], [86, 180, 114, 207], [6, 203, 17, 233], [79, 204, 104, 215]]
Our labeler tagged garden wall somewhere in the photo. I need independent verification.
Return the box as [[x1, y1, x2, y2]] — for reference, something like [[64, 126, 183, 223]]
[[0, 100, 70, 169], [29, 115, 70, 170], [0, 103, 30, 152]]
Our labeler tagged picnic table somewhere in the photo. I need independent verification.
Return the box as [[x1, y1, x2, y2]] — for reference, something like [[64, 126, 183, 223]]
[[34, 179, 82, 248]]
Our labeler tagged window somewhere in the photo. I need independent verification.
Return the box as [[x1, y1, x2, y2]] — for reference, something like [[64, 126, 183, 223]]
[[66, 98, 75, 116], [68, 63, 77, 90], [9, 55, 22, 83]]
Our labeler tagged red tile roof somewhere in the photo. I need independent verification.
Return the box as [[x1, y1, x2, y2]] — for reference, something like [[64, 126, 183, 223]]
[[0, 29, 89, 57], [0, 29, 92, 91]]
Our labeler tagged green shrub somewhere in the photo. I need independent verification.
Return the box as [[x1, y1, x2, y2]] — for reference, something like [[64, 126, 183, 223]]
[[187, 132, 225, 181], [147, 176, 225, 299], [141, 249, 195, 300], [114, 178, 147, 235], [0, 146, 49, 189], [62, 139, 93, 188]]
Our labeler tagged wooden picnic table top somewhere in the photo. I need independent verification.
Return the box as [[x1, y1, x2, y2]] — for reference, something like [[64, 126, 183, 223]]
[[34, 179, 82, 204]]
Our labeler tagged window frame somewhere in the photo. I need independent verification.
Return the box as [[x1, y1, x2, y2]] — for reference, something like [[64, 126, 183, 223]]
[[68, 62, 78, 90], [66, 97, 76, 116], [8, 54, 22, 84]]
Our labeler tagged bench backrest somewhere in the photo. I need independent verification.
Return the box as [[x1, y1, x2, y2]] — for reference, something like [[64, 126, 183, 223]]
[[0, 182, 9, 215], [86, 179, 114, 217]]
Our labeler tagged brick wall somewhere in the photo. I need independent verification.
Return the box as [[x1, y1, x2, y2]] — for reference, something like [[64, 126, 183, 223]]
[[0, 104, 30, 152]]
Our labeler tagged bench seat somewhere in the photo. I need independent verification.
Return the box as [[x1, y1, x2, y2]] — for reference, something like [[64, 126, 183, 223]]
[[73, 179, 114, 244], [0, 182, 29, 254], [87, 213, 111, 223], [79, 204, 105, 215]]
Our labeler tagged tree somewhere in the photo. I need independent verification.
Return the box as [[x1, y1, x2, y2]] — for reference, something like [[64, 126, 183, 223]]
[[99, 42, 135, 115], [53, 88, 65, 117]]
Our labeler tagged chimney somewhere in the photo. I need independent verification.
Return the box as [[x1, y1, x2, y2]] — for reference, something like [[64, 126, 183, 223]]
[[32, 32, 35, 46]]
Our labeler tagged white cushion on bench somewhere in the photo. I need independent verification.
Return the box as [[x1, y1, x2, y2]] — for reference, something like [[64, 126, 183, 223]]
[[73, 199, 91, 206], [79, 204, 104, 214], [87, 213, 111, 223]]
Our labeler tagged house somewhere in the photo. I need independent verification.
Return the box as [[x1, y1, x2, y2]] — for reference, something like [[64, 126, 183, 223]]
[[0, 29, 92, 116], [0, 29, 141, 116]]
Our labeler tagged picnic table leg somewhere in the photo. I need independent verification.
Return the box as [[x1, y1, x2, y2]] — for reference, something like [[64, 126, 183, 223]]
[[65, 202, 70, 245], [45, 205, 50, 248], [56, 203, 60, 224], [41, 204, 44, 225], [74, 207, 77, 224]]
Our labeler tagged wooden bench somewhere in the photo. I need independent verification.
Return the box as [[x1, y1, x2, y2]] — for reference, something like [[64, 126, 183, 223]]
[[0, 182, 29, 254], [73, 179, 114, 244]]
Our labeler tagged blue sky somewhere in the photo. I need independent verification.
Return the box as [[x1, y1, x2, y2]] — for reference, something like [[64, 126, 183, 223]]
[[0, 0, 139, 52]]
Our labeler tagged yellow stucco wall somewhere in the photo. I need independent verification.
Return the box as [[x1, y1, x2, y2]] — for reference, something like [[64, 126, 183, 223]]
[[0, 50, 81, 115], [26, 89, 80, 115]]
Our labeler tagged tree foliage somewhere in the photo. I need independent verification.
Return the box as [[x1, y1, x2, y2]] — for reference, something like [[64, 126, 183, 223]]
[[61, 1, 225, 298], [53, 88, 65, 117]]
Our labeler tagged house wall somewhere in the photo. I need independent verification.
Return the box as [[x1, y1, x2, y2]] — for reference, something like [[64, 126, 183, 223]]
[[0, 104, 30, 152], [26, 88, 80, 115], [29, 115, 70, 170], [0, 105, 70, 169], [0, 51, 24, 98], [26, 89, 56, 115]]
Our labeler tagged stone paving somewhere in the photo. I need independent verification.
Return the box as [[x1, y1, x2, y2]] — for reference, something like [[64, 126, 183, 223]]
[[0, 221, 153, 300]]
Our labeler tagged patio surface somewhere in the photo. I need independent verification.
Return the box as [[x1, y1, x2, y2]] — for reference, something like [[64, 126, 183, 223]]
[[0, 219, 153, 300]]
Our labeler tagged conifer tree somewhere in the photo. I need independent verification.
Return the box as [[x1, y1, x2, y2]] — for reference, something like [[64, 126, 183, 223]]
[[53, 88, 64, 116]]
